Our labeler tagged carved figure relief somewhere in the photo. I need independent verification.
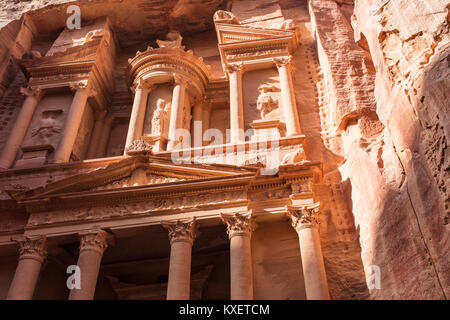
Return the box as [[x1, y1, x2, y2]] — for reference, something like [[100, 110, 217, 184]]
[[256, 84, 280, 119], [30, 109, 63, 145], [156, 31, 184, 49], [150, 99, 169, 136]]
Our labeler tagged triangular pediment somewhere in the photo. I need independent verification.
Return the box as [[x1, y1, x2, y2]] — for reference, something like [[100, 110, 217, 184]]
[[14, 156, 257, 201], [215, 23, 295, 46]]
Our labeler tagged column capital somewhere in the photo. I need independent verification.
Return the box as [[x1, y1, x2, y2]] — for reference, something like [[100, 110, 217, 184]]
[[132, 79, 153, 93], [11, 235, 48, 263], [162, 218, 198, 245], [79, 230, 113, 255], [173, 74, 191, 86], [225, 62, 244, 74], [273, 56, 292, 68], [20, 86, 43, 99], [287, 202, 320, 232], [69, 81, 97, 97], [221, 211, 257, 239]]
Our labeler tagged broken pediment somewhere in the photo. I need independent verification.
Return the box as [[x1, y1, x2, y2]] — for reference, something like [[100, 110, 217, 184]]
[[213, 11, 299, 68], [13, 156, 257, 202]]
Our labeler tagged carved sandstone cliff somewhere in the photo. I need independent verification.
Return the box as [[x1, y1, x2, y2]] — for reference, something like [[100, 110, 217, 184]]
[[310, 0, 449, 299]]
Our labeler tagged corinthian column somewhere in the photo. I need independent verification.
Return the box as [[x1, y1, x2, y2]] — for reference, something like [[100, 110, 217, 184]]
[[53, 82, 95, 163], [274, 57, 301, 136], [7, 235, 47, 300], [162, 218, 197, 300], [69, 230, 112, 300], [167, 75, 189, 151], [124, 81, 151, 155], [226, 63, 244, 144], [288, 203, 330, 300], [0, 87, 43, 170], [221, 211, 256, 300]]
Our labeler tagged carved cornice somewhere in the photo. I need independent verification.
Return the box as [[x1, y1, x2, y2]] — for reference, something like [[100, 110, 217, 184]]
[[287, 202, 320, 232], [162, 217, 198, 245], [79, 230, 112, 255], [11, 235, 47, 263], [221, 211, 257, 238]]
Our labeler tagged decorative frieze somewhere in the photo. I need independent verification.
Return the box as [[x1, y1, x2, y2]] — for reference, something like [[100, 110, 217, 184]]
[[26, 190, 247, 227]]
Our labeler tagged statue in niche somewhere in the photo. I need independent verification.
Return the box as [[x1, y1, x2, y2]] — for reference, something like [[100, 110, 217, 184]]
[[30, 109, 63, 145], [256, 84, 280, 119], [156, 31, 184, 49], [151, 99, 169, 136]]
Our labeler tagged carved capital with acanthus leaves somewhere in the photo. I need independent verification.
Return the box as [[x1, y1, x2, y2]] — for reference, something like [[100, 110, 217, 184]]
[[287, 203, 320, 232], [273, 56, 292, 68], [125, 139, 153, 155], [20, 86, 43, 100], [225, 62, 244, 74], [11, 235, 48, 263], [221, 211, 257, 239], [173, 74, 192, 87], [69, 81, 97, 97], [79, 230, 113, 255], [162, 218, 198, 245]]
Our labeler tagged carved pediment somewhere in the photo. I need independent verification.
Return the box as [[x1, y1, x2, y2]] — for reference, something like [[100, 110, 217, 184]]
[[14, 156, 257, 202], [215, 23, 296, 46], [213, 13, 299, 68]]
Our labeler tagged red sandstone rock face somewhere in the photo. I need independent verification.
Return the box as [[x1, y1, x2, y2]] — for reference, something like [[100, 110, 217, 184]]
[[349, 0, 449, 299], [310, 0, 449, 299]]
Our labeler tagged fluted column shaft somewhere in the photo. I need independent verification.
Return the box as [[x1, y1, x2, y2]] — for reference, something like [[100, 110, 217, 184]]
[[0, 87, 43, 169], [163, 218, 197, 300], [275, 57, 301, 136], [222, 212, 256, 300], [124, 83, 150, 154], [69, 230, 111, 300], [227, 63, 244, 144], [288, 204, 330, 300], [7, 236, 47, 300], [53, 83, 93, 163]]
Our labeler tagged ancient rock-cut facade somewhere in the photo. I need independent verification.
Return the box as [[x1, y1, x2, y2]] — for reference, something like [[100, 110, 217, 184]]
[[0, 0, 448, 300]]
